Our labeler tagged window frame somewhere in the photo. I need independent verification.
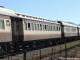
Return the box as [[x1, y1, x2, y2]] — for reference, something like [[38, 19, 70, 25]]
[[0, 19, 5, 29]]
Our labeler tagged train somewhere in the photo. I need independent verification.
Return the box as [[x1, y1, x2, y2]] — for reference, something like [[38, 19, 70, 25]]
[[0, 6, 80, 57]]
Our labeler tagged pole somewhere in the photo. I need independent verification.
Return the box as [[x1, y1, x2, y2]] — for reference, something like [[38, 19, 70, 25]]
[[50, 47, 53, 60], [65, 38, 67, 60], [23, 50, 26, 60], [39, 49, 41, 60]]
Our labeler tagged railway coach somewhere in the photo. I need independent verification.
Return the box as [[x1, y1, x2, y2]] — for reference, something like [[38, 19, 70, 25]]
[[0, 7, 62, 55], [58, 21, 78, 42], [0, 6, 79, 57], [0, 7, 62, 44]]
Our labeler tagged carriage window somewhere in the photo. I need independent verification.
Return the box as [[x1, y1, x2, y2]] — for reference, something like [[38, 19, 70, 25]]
[[0, 20, 5, 29], [51, 26, 52, 31], [49, 26, 51, 31], [42, 25, 44, 30], [35, 24, 37, 30], [28, 23, 31, 30], [6, 20, 10, 26], [53, 26, 55, 31], [24, 21, 27, 30], [48, 26, 50, 31], [57, 26, 58, 31], [32, 23, 34, 30], [48, 25, 49, 31], [54, 25, 56, 31], [36, 24, 38, 30], [45, 25, 46, 30], [46, 25, 48, 31], [25, 23, 27, 30], [40, 24, 42, 30], [59, 27, 60, 31], [52, 26, 53, 31], [37, 24, 39, 30], [49, 26, 50, 31]]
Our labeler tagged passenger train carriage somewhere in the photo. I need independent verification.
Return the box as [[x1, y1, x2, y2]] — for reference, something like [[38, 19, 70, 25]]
[[61, 21, 78, 37], [0, 6, 80, 57], [23, 18, 61, 41], [0, 7, 62, 43]]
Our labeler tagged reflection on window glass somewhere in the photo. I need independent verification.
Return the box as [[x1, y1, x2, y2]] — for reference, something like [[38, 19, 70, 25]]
[[0, 20, 5, 29], [6, 20, 10, 26]]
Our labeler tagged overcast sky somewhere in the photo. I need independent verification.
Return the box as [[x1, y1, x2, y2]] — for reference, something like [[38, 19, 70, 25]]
[[0, 0, 80, 24]]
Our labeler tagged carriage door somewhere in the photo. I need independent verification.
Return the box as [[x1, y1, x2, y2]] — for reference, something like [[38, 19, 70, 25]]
[[11, 17, 24, 42]]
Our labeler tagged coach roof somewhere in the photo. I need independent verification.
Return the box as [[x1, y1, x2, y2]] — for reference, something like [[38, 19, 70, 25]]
[[61, 21, 77, 27], [0, 6, 17, 16]]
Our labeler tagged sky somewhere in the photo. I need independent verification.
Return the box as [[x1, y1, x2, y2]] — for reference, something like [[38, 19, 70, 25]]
[[0, 0, 80, 24]]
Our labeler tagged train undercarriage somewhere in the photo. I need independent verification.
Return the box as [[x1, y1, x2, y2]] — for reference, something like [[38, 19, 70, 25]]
[[0, 36, 80, 59]]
